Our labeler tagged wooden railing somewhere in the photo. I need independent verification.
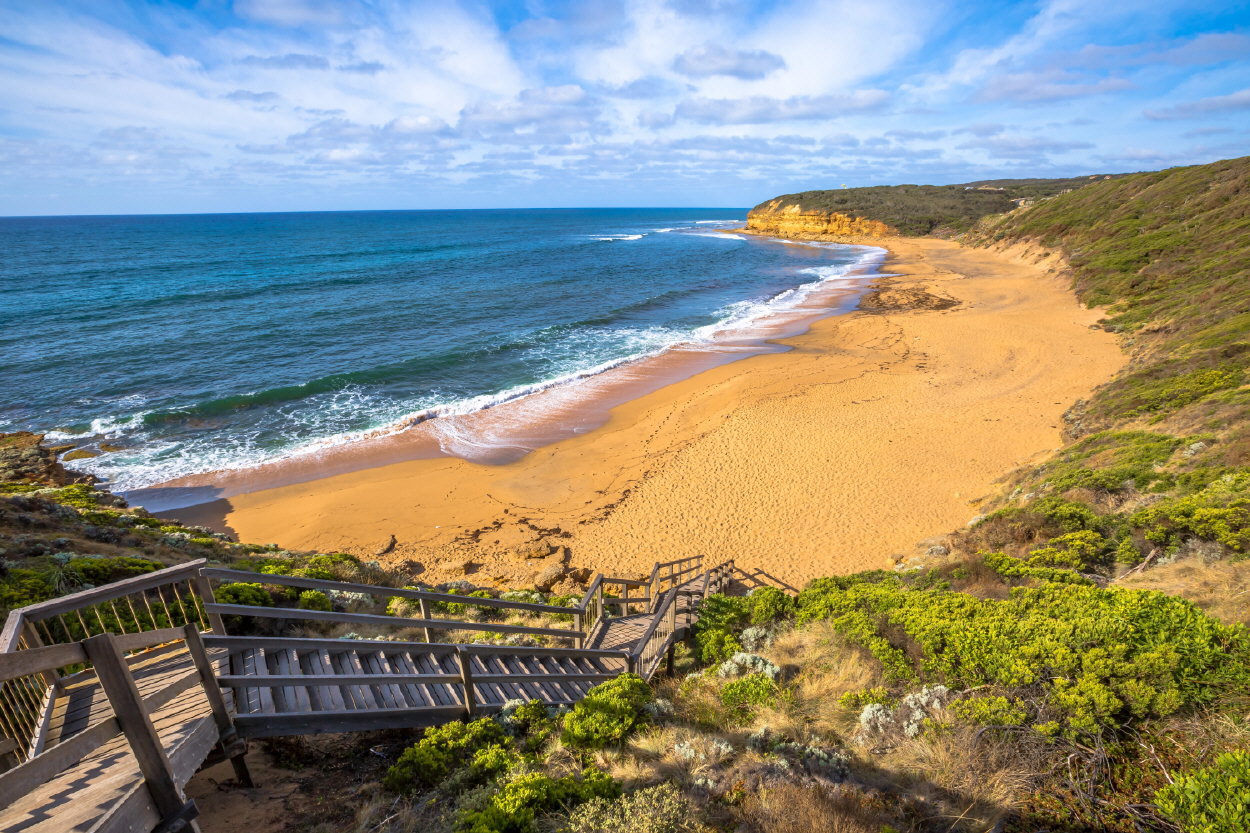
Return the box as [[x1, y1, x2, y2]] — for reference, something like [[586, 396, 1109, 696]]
[[0, 624, 233, 829], [200, 567, 588, 644], [0, 559, 215, 766], [628, 558, 734, 678]]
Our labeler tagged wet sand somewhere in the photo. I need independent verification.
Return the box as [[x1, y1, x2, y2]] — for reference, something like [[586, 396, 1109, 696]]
[[184, 237, 1124, 587]]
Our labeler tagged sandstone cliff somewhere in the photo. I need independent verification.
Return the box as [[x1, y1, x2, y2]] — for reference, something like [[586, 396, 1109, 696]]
[[745, 200, 895, 239]]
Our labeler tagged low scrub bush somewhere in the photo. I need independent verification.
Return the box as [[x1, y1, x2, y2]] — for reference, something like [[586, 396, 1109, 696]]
[[215, 582, 273, 607], [455, 768, 618, 833], [564, 782, 696, 833], [1154, 750, 1250, 833], [296, 589, 332, 611], [720, 672, 778, 722], [795, 572, 1250, 737], [561, 674, 652, 749], [385, 718, 510, 793]]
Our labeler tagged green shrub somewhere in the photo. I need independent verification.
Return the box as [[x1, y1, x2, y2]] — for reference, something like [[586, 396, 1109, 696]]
[[384, 718, 509, 794], [720, 672, 777, 721], [215, 582, 273, 607], [837, 687, 897, 710], [0, 568, 56, 612], [561, 674, 652, 749], [296, 590, 332, 611], [950, 695, 1028, 726], [1155, 751, 1250, 833], [456, 768, 618, 833], [564, 782, 695, 833], [748, 586, 794, 625], [66, 555, 160, 586], [794, 573, 1250, 737], [691, 594, 751, 663], [1130, 471, 1250, 553], [982, 551, 1093, 585]]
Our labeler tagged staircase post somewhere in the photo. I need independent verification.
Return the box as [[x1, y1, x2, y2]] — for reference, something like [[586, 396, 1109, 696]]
[[182, 624, 253, 788], [83, 634, 199, 833], [418, 598, 432, 643], [455, 648, 477, 717]]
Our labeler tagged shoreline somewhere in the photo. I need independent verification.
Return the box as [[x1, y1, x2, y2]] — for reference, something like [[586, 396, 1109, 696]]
[[130, 240, 887, 515], [171, 236, 1124, 587]]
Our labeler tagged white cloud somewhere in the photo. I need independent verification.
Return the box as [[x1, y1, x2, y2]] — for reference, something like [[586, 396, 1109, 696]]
[[1145, 88, 1250, 120]]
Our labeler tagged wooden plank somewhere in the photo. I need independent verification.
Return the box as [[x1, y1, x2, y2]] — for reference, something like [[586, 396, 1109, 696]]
[[111, 625, 187, 654], [298, 648, 343, 712], [329, 650, 369, 711], [217, 672, 462, 687], [408, 651, 445, 706], [471, 672, 618, 684], [0, 715, 120, 808], [458, 642, 629, 660], [456, 651, 476, 716], [382, 651, 429, 708], [204, 634, 457, 653], [0, 641, 88, 681], [233, 705, 467, 739], [358, 650, 403, 709], [200, 568, 579, 615], [204, 603, 581, 639]]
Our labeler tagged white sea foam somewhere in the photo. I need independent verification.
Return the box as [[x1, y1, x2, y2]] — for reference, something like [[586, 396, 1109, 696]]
[[686, 232, 745, 241], [593, 234, 644, 241]]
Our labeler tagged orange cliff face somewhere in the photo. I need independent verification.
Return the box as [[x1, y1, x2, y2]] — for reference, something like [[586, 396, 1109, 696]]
[[745, 200, 895, 239]]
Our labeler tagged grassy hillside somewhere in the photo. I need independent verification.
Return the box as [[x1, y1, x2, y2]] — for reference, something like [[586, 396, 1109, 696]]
[[751, 174, 1122, 235]]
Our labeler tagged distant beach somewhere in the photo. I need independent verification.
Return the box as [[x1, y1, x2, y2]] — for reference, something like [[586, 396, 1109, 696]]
[[178, 236, 1124, 586]]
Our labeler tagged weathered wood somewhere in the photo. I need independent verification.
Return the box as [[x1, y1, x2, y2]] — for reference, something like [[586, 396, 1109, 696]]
[[456, 649, 476, 716], [458, 642, 629, 660], [0, 641, 88, 681], [204, 633, 457, 653], [232, 705, 470, 738], [82, 634, 197, 828], [216, 673, 460, 687], [199, 567, 578, 615], [191, 576, 226, 635], [0, 714, 120, 807], [204, 603, 582, 639], [112, 626, 188, 654]]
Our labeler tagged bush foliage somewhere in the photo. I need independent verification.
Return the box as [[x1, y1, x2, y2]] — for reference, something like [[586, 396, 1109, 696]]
[[561, 674, 653, 748]]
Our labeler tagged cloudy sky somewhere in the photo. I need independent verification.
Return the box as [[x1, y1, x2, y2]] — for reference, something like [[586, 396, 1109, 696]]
[[1, 0, 1247, 214]]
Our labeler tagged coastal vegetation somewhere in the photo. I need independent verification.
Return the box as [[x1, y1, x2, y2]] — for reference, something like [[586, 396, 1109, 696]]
[[2, 156, 1249, 832], [748, 174, 1122, 236]]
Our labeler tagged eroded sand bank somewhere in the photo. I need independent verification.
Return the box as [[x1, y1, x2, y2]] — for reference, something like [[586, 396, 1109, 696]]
[[214, 237, 1124, 587]]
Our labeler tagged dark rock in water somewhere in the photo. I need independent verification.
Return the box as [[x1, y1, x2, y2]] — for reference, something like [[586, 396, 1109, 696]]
[[0, 432, 94, 485]]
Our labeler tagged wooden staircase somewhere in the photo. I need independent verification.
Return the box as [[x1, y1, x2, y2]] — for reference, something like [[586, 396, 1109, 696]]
[[0, 555, 739, 833]]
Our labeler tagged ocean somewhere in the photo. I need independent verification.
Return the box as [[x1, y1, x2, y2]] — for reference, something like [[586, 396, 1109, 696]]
[[0, 208, 882, 495]]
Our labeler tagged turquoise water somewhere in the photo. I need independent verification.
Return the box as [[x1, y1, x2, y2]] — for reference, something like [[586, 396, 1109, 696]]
[[0, 209, 881, 491]]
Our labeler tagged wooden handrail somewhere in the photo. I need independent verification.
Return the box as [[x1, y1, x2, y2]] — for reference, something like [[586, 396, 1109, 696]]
[[204, 603, 584, 639], [200, 567, 579, 615], [0, 642, 88, 682]]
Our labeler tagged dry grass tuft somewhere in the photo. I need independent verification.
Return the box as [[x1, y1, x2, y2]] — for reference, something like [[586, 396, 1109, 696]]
[[866, 723, 1045, 831], [760, 623, 883, 738], [738, 782, 894, 833], [1116, 557, 1250, 625]]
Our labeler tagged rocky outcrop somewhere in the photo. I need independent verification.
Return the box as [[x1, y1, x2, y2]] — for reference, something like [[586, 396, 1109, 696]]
[[745, 200, 895, 239], [0, 432, 93, 486]]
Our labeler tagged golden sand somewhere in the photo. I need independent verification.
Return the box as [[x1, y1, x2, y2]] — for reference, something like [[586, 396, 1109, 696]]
[[214, 237, 1124, 587]]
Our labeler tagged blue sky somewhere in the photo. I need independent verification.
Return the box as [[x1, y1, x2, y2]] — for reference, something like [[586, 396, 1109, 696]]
[[0, 0, 1247, 214]]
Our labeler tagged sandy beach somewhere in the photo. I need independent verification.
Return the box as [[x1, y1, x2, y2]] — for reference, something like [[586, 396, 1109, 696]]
[[196, 236, 1124, 587]]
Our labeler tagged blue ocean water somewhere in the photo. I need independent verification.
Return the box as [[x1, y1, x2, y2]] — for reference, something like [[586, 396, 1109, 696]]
[[0, 209, 879, 491]]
